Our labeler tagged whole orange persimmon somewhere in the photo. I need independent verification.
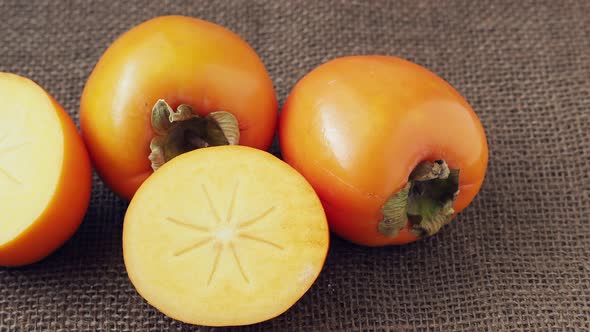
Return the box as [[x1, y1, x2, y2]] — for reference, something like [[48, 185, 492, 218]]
[[280, 56, 488, 246], [81, 16, 277, 200]]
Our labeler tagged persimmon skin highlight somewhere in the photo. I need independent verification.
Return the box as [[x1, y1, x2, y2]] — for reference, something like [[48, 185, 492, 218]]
[[279, 55, 488, 246], [0, 73, 92, 266], [81, 15, 278, 200]]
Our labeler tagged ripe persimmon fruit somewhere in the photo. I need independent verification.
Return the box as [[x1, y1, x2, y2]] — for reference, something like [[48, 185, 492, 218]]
[[81, 16, 278, 200], [123, 146, 329, 326], [280, 56, 488, 246], [0, 73, 92, 266]]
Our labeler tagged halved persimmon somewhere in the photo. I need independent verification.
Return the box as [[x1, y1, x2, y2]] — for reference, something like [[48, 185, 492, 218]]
[[123, 146, 329, 326], [0, 73, 92, 266]]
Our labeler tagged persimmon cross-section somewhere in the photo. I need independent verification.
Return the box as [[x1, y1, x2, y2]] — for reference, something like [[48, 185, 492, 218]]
[[164, 182, 283, 285]]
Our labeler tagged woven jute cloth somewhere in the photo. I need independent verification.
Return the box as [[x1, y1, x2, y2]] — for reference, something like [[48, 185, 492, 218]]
[[1, 0, 589, 331]]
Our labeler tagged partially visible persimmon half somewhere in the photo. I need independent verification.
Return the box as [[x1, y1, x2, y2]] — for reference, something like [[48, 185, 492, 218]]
[[0, 73, 92, 266], [123, 146, 329, 326]]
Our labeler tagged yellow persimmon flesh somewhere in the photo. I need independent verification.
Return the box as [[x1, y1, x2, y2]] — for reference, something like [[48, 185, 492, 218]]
[[123, 146, 329, 326], [0, 73, 92, 266]]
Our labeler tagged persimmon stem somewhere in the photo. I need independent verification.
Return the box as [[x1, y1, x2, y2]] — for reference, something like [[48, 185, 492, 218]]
[[148, 99, 239, 171], [378, 160, 460, 238]]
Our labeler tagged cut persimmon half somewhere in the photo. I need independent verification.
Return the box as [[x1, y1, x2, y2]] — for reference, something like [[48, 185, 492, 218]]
[[0, 73, 92, 266], [123, 146, 329, 326]]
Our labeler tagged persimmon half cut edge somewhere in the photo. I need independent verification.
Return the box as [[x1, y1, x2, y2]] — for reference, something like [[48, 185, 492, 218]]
[[0, 72, 92, 266], [123, 146, 329, 326]]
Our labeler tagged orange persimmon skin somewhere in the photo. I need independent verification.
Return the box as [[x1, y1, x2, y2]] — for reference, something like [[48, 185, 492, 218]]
[[280, 56, 488, 246], [81, 15, 278, 200], [0, 74, 92, 266]]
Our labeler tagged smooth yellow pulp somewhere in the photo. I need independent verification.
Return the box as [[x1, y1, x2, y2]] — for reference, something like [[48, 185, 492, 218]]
[[0, 74, 63, 246], [123, 146, 329, 326]]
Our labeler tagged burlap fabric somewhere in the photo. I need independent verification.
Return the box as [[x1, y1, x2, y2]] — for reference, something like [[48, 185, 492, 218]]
[[1, 0, 589, 331]]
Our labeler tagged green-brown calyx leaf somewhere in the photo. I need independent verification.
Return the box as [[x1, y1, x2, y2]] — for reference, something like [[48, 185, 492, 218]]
[[148, 99, 240, 171], [378, 160, 460, 239]]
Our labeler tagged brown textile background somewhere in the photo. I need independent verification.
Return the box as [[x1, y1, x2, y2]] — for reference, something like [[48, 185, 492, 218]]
[[1, 0, 589, 331]]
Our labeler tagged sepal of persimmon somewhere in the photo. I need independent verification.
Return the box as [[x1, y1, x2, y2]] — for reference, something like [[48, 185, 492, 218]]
[[378, 160, 460, 238], [148, 99, 240, 171]]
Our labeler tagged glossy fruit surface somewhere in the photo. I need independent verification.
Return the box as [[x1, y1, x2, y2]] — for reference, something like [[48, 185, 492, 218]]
[[81, 15, 277, 199], [280, 56, 488, 246]]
